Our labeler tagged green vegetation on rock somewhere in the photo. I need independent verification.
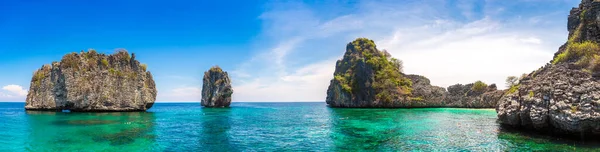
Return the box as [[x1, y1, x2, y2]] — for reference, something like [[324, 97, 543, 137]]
[[551, 12, 600, 74], [471, 81, 488, 93], [209, 65, 223, 73], [140, 64, 148, 71], [33, 70, 46, 87], [26, 49, 157, 112], [62, 53, 80, 69], [101, 59, 109, 67], [505, 76, 519, 88], [528, 91, 534, 98], [333, 38, 412, 103], [507, 84, 520, 94]]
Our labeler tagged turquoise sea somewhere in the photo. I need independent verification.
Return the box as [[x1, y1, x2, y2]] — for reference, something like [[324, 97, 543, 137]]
[[0, 102, 599, 151]]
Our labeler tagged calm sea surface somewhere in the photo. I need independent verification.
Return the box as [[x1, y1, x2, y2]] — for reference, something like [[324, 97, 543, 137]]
[[0, 102, 598, 151]]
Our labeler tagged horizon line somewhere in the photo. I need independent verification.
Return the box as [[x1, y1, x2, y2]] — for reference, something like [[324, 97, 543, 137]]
[[0, 101, 326, 103]]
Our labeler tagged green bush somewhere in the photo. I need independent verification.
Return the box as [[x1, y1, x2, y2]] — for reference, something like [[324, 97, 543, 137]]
[[507, 84, 520, 94], [209, 65, 223, 73], [33, 71, 46, 87], [505, 76, 519, 88], [61, 53, 80, 69], [334, 74, 352, 93], [552, 52, 568, 64], [140, 64, 148, 71], [471, 81, 488, 93], [528, 91, 534, 98], [569, 24, 583, 43], [553, 41, 600, 65], [85, 49, 97, 59], [115, 49, 130, 62], [101, 58, 109, 67]]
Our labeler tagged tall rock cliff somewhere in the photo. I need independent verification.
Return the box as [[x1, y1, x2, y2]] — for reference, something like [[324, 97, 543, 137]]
[[326, 38, 502, 108], [201, 66, 233, 107], [25, 50, 157, 112], [326, 38, 413, 107], [497, 0, 600, 137]]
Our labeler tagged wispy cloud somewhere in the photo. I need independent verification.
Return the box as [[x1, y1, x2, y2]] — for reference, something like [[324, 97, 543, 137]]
[[0, 84, 28, 101], [158, 87, 202, 102], [231, 0, 573, 101]]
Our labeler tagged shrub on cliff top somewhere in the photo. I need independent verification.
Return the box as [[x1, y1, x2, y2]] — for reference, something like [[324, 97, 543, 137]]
[[471, 81, 488, 93], [115, 49, 131, 62], [61, 53, 80, 69], [209, 65, 223, 73], [505, 76, 519, 88], [140, 64, 148, 71]]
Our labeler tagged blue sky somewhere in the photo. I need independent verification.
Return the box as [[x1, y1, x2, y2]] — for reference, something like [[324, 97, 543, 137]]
[[0, 0, 581, 102]]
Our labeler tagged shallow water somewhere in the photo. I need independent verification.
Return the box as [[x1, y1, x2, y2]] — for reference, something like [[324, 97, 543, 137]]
[[0, 102, 598, 151]]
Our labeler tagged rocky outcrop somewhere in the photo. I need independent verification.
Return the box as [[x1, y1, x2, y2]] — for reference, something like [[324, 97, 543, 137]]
[[407, 75, 505, 108], [326, 38, 413, 108], [25, 50, 157, 112], [497, 0, 600, 137], [444, 83, 505, 108], [497, 64, 600, 136], [405, 75, 447, 107], [326, 38, 503, 108], [201, 66, 233, 107]]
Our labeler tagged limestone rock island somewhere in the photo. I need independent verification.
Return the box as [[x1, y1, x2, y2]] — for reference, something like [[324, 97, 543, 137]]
[[25, 50, 157, 112], [496, 0, 600, 137], [201, 66, 233, 107], [326, 38, 504, 108]]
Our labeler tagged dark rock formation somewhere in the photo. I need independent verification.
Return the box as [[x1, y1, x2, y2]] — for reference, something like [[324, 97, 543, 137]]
[[201, 66, 233, 107], [25, 50, 157, 112], [408, 75, 505, 108], [326, 38, 503, 108], [405, 75, 447, 107], [497, 0, 600, 137]]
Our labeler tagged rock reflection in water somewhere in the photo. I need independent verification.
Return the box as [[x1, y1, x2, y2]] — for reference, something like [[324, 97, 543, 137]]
[[26, 111, 156, 151], [198, 108, 233, 151]]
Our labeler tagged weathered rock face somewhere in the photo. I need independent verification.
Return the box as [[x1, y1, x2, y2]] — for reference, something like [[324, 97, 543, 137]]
[[25, 50, 157, 112], [404, 75, 447, 107], [407, 75, 504, 108], [326, 38, 413, 108], [497, 0, 600, 137], [201, 66, 233, 107], [444, 83, 505, 108], [326, 38, 503, 108], [497, 64, 600, 136]]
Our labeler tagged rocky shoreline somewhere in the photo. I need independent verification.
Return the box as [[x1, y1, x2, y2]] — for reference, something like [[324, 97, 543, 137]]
[[496, 0, 600, 137]]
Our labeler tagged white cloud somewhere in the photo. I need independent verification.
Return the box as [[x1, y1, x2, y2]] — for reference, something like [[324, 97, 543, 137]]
[[0, 84, 28, 101], [158, 87, 202, 101], [231, 0, 571, 101], [519, 37, 543, 44], [3, 85, 27, 96], [233, 59, 335, 102]]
